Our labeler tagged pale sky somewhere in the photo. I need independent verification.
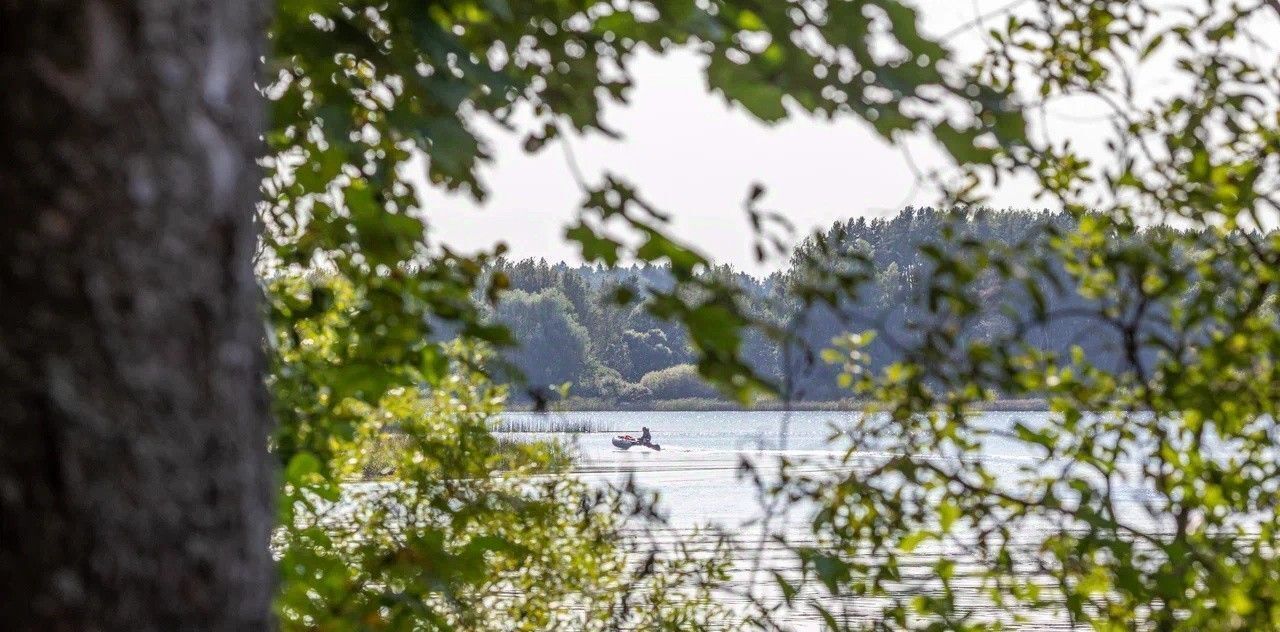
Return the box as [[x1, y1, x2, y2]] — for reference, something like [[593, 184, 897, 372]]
[[413, 0, 1140, 271]]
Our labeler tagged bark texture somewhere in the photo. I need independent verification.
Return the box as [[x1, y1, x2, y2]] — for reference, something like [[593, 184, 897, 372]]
[[0, 1, 273, 629]]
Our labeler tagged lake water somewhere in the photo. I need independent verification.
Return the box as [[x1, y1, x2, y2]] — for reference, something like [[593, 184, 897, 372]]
[[498, 410, 1163, 629]]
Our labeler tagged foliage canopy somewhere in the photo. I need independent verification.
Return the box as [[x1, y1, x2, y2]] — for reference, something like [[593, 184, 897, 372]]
[[263, 0, 1280, 629]]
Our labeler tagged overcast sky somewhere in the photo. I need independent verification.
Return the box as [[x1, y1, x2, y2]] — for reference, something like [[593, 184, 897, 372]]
[[416, 0, 1128, 271]]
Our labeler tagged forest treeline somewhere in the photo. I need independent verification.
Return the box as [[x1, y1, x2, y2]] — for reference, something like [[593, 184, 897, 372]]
[[490, 206, 1186, 407]]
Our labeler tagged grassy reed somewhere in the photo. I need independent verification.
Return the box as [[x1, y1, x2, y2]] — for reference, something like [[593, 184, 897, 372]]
[[493, 415, 605, 433]]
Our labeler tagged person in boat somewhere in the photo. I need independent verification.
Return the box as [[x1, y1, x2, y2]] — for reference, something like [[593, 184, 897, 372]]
[[639, 426, 652, 446]]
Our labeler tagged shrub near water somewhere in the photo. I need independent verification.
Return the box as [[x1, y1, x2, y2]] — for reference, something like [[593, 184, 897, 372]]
[[638, 364, 721, 401]]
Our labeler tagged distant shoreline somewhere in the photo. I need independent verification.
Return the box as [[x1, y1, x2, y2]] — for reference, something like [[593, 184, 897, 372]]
[[507, 397, 1049, 413]]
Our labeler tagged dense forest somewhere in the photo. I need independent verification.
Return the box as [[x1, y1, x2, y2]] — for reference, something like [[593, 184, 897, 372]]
[[490, 206, 1185, 407]]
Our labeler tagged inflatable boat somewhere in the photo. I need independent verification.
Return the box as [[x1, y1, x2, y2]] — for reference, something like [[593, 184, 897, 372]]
[[612, 435, 661, 451]]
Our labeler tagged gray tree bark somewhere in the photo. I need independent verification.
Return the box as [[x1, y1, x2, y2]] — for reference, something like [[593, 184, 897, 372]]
[[0, 1, 273, 629]]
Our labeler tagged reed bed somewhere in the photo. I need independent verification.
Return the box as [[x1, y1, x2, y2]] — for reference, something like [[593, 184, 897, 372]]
[[493, 415, 606, 434]]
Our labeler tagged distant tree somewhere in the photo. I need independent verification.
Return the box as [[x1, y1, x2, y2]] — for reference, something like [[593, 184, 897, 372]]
[[495, 289, 591, 393], [620, 328, 678, 381]]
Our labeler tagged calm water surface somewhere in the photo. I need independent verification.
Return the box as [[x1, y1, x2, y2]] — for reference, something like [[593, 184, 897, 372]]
[[498, 410, 1120, 629]]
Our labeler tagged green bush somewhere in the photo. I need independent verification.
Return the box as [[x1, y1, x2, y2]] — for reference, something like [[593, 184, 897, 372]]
[[638, 364, 721, 401]]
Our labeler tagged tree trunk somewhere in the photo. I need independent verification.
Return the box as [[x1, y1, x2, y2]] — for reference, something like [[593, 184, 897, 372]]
[[0, 1, 273, 629]]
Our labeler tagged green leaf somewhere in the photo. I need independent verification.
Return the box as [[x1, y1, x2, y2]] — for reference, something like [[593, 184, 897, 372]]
[[286, 452, 321, 483], [726, 83, 788, 122], [565, 223, 621, 266], [420, 346, 449, 385], [939, 499, 960, 532]]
